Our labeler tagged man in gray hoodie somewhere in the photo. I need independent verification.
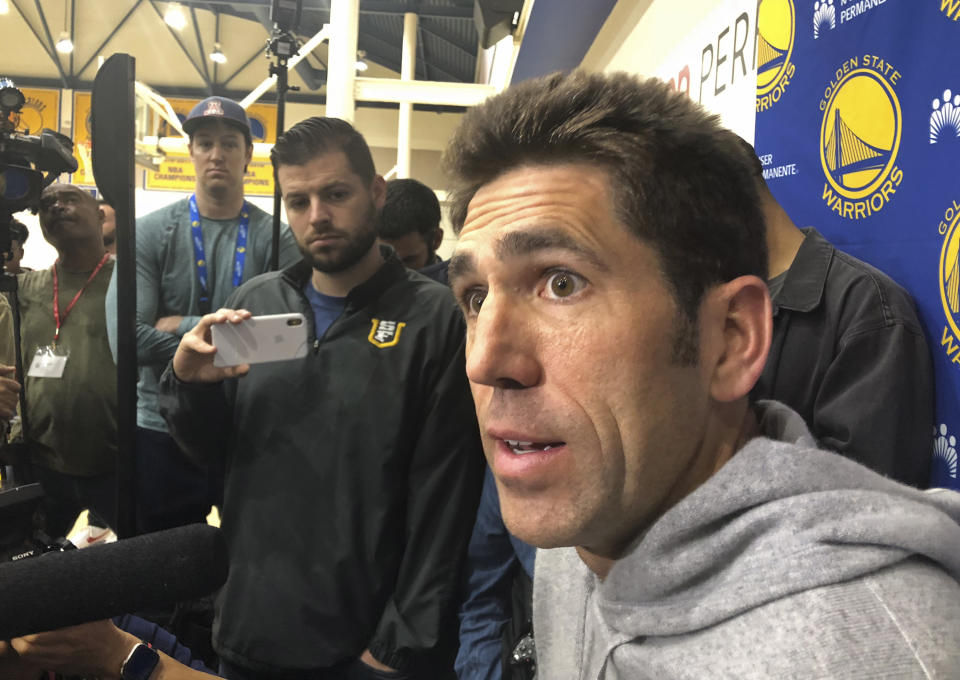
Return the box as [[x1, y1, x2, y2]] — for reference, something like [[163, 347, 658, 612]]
[[444, 70, 960, 678]]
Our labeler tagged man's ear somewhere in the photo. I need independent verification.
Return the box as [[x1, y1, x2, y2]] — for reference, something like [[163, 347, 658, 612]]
[[371, 175, 387, 210], [703, 275, 772, 403], [244, 143, 253, 174], [431, 227, 444, 251]]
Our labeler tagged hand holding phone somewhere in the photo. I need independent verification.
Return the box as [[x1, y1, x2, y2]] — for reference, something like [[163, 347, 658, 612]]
[[211, 313, 309, 367]]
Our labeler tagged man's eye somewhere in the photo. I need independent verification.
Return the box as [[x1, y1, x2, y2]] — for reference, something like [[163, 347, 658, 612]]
[[466, 290, 486, 315], [544, 271, 583, 299]]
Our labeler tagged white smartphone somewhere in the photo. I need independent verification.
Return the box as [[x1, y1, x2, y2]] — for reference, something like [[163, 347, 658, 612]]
[[211, 313, 309, 367]]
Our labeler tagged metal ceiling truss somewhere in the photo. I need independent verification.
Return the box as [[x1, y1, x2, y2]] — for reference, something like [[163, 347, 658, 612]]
[[32, 0, 68, 84], [8, 0, 65, 84], [178, 0, 473, 20], [148, 0, 212, 89], [76, 0, 145, 77]]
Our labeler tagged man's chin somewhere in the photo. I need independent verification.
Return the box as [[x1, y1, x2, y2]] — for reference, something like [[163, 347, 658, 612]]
[[501, 501, 583, 549]]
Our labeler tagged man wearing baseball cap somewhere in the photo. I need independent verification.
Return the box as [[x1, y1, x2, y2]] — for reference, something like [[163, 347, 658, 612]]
[[108, 96, 302, 533]]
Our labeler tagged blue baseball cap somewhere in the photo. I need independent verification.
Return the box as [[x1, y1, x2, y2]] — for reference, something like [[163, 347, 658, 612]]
[[183, 96, 252, 144]]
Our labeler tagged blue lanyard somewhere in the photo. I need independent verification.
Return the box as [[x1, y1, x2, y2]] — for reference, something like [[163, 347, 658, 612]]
[[189, 195, 250, 313]]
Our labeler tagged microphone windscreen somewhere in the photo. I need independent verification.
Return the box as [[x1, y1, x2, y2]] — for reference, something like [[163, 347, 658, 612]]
[[0, 523, 228, 639]]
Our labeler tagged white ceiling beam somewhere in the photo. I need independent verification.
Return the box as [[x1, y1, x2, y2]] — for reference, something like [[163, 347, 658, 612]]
[[354, 77, 497, 107]]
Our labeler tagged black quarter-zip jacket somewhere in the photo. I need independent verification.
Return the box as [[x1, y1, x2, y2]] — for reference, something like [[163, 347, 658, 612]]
[[159, 249, 484, 675]]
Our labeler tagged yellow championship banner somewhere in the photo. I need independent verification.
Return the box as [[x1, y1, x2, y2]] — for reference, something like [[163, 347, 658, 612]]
[[146, 97, 279, 196], [15, 88, 61, 135], [72, 91, 95, 187]]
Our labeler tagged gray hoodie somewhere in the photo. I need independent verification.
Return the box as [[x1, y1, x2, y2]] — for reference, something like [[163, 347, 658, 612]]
[[534, 401, 960, 679]]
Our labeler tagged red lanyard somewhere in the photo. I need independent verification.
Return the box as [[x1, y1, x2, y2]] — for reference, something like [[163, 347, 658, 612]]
[[51, 253, 110, 346]]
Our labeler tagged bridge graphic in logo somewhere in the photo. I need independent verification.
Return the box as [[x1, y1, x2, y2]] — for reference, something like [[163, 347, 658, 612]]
[[757, 32, 787, 75], [756, 0, 795, 96], [823, 108, 893, 186], [819, 69, 901, 200]]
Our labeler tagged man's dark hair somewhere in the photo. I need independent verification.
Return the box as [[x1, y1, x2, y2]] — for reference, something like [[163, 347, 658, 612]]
[[737, 137, 765, 180], [270, 117, 376, 187], [444, 71, 767, 349], [9, 219, 28, 243], [379, 178, 442, 240]]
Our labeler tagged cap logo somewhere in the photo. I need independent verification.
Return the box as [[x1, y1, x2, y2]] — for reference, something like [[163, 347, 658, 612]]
[[203, 99, 225, 117]]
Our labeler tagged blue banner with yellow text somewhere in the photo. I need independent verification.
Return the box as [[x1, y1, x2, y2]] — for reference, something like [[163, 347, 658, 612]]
[[754, 0, 960, 488]]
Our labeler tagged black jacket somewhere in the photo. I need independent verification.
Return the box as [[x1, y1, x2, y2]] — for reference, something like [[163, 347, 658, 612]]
[[159, 250, 484, 675], [752, 228, 933, 487]]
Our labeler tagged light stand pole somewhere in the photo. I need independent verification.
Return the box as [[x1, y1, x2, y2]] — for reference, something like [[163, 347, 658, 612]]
[[267, 28, 299, 271]]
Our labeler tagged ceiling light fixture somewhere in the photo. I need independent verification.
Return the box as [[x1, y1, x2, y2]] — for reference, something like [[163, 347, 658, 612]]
[[55, 31, 74, 53], [0, 0, 10, 15], [164, 2, 187, 30], [355, 50, 368, 72], [55, 0, 72, 54], [209, 43, 227, 64]]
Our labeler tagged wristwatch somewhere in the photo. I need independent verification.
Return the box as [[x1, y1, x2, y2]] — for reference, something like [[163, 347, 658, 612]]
[[120, 642, 160, 680]]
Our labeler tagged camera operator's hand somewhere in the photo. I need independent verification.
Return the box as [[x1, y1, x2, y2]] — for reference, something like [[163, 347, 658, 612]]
[[6, 620, 223, 679], [172, 308, 252, 384], [8, 619, 135, 678], [0, 639, 42, 680], [0, 364, 21, 421]]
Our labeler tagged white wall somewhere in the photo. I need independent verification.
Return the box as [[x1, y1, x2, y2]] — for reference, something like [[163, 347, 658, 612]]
[[582, 0, 757, 140]]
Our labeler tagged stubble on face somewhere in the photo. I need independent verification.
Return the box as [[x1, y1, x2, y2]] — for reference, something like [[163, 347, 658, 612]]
[[454, 163, 710, 559], [302, 198, 379, 274]]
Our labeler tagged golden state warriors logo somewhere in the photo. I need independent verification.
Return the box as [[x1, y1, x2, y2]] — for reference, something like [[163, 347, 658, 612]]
[[756, 0, 796, 112], [939, 198, 960, 368], [368, 319, 406, 348], [819, 56, 903, 219]]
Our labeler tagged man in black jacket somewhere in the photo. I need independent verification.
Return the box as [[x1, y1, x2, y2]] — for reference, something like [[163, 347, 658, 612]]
[[745, 144, 933, 487], [158, 117, 483, 679]]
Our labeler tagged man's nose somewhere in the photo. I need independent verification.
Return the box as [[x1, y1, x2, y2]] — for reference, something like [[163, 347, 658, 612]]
[[466, 290, 542, 390], [308, 199, 332, 228]]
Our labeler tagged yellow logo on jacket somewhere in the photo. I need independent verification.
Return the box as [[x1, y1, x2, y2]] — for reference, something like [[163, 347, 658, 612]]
[[819, 55, 903, 219], [368, 319, 406, 348]]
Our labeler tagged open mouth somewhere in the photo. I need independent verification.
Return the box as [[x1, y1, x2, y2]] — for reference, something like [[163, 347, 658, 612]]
[[503, 439, 565, 455]]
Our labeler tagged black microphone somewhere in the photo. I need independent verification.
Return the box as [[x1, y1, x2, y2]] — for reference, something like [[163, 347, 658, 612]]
[[0, 523, 228, 639]]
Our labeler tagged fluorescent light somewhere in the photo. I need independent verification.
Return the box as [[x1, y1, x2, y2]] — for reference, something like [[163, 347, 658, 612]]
[[210, 43, 227, 64], [55, 31, 74, 54], [164, 2, 187, 30], [0, 0, 10, 15]]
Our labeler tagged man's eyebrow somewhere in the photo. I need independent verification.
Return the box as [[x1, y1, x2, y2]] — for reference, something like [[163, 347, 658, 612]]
[[447, 251, 476, 288], [495, 226, 607, 271]]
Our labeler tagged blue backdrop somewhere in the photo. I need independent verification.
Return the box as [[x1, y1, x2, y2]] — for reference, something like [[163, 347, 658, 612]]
[[753, 0, 960, 488]]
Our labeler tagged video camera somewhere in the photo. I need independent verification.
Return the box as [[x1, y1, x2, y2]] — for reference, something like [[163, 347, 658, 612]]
[[0, 483, 73, 563], [0, 77, 78, 263]]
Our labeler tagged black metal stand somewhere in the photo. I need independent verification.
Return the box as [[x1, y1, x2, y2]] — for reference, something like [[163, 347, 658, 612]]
[[268, 30, 300, 271], [92, 54, 137, 538], [0, 272, 31, 487]]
